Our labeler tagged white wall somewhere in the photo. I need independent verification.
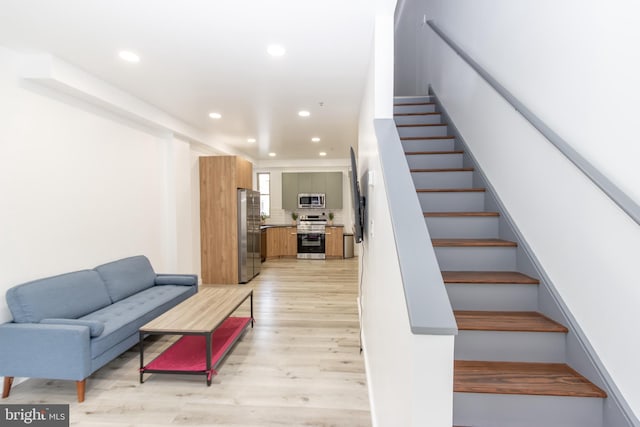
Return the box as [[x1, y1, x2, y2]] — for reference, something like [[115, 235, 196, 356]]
[[359, 14, 454, 427], [395, 0, 640, 418], [0, 46, 199, 323]]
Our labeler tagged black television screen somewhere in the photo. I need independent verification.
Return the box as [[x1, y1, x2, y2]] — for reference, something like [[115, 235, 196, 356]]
[[350, 147, 365, 243]]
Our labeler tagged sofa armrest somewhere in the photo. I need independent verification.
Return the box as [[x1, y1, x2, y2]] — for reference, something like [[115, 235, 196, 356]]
[[40, 318, 105, 337], [0, 322, 92, 380], [154, 274, 198, 287]]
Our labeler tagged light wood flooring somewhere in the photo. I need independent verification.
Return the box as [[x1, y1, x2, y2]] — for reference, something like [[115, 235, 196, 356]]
[[5, 258, 370, 426]]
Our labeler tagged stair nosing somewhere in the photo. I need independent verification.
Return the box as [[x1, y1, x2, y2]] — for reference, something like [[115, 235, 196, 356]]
[[432, 238, 517, 247], [441, 271, 539, 284], [394, 102, 435, 106], [424, 212, 499, 217], [454, 360, 607, 398], [417, 188, 485, 193], [401, 136, 455, 141], [405, 150, 462, 155], [396, 123, 448, 128], [394, 112, 441, 117], [454, 310, 569, 333], [411, 168, 474, 173]]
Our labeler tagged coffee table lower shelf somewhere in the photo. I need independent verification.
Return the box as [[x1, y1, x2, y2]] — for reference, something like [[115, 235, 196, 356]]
[[139, 316, 251, 385]]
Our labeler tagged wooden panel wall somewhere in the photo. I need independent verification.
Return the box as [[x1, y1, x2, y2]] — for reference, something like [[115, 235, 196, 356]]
[[199, 156, 253, 284]]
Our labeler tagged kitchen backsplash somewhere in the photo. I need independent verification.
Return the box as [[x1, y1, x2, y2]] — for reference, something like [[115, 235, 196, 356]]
[[266, 208, 345, 225]]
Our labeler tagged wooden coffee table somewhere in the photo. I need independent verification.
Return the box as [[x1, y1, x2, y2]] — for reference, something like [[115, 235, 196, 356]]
[[139, 286, 253, 385]]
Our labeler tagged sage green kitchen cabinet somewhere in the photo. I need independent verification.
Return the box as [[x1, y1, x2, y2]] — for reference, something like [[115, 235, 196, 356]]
[[281, 172, 343, 210], [297, 173, 312, 193], [282, 173, 299, 210], [325, 172, 343, 209], [311, 173, 326, 193]]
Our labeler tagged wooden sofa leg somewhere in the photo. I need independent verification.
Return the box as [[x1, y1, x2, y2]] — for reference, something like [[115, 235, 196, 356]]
[[3, 376, 13, 398], [76, 379, 86, 403]]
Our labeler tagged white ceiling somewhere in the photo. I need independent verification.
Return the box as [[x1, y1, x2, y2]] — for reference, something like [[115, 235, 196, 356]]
[[0, 0, 383, 161]]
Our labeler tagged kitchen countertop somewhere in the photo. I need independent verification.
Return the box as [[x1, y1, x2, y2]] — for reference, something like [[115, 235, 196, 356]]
[[261, 224, 344, 230]]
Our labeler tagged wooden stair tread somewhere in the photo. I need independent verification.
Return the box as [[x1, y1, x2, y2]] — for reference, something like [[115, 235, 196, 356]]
[[417, 188, 485, 193], [454, 361, 607, 398], [432, 238, 517, 247], [425, 212, 499, 217], [405, 150, 463, 155], [394, 101, 435, 106], [455, 311, 568, 333], [442, 271, 539, 284], [401, 136, 455, 141], [395, 112, 441, 116], [411, 168, 474, 172], [397, 123, 447, 128]]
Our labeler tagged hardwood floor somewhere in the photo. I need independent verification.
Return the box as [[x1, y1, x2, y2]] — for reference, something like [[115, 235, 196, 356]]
[[5, 258, 371, 426]]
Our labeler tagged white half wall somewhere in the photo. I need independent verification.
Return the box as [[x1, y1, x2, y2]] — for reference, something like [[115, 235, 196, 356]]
[[395, 0, 640, 419], [0, 46, 200, 323], [358, 13, 454, 427]]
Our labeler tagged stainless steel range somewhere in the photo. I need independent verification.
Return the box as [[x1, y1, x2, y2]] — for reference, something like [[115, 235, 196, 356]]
[[297, 215, 327, 259]]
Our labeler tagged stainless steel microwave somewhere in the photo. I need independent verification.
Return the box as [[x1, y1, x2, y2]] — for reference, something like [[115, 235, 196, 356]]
[[298, 193, 325, 209]]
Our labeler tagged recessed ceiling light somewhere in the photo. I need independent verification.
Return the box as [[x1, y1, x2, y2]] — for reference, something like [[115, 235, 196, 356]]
[[247, 138, 256, 143], [208, 112, 222, 119], [268, 152, 276, 157], [118, 50, 140, 63], [298, 110, 310, 117], [267, 44, 286, 57], [319, 152, 327, 157], [311, 137, 321, 142]]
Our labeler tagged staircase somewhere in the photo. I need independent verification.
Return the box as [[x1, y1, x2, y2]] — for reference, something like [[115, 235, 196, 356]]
[[394, 96, 607, 427]]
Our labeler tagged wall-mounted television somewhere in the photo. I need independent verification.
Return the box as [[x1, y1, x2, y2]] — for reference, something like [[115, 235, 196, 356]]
[[350, 147, 365, 243]]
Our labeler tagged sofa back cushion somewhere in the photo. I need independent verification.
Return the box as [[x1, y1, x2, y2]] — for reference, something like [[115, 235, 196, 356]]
[[94, 255, 156, 303], [6, 270, 112, 323]]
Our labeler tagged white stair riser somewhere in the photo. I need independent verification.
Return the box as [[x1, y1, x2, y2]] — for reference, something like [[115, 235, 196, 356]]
[[394, 95, 433, 104], [397, 125, 449, 138], [394, 114, 442, 125], [446, 283, 539, 311], [418, 192, 485, 212], [434, 246, 516, 271], [412, 171, 473, 189], [426, 216, 499, 238], [454, 393, 603, 427], [455, 330, 566, 363], [403, 138, 455, 152], [393, 104, 436, 114], [407, 153, 464, 169]]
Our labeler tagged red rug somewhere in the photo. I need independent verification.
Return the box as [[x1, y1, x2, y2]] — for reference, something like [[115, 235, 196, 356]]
[[145, 317, 251, 372]]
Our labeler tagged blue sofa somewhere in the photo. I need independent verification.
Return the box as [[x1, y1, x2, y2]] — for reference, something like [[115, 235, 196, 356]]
[[0, 255, 197, 402]]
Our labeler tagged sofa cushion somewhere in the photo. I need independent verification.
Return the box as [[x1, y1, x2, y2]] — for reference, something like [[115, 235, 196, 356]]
[[5, 270, 112, 323], [154, 274, 198, 286], [81, 284, 195, 358], [94, 255, 156, 303], [40, 318, 105, 337]]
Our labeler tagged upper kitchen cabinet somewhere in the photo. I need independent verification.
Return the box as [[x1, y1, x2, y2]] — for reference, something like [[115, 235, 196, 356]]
[[282, 173, 299, 211], [324, 172, 343, 209], [281, 172, 343, 209], [199, 155, 253, 284]]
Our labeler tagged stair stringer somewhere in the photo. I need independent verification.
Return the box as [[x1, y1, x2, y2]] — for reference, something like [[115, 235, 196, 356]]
[[430, 87, 639, 427]]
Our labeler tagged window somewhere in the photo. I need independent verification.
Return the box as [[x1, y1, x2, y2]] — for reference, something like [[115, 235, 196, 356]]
[[257, 172, 270, 217]]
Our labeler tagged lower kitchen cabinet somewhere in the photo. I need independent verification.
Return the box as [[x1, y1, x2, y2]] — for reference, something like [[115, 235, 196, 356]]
[[266, 227, 297, 258], [325, 226, 344, 258]]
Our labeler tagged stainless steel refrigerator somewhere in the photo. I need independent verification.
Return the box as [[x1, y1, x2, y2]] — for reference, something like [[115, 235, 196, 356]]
[[237, 189, 261, 283]]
